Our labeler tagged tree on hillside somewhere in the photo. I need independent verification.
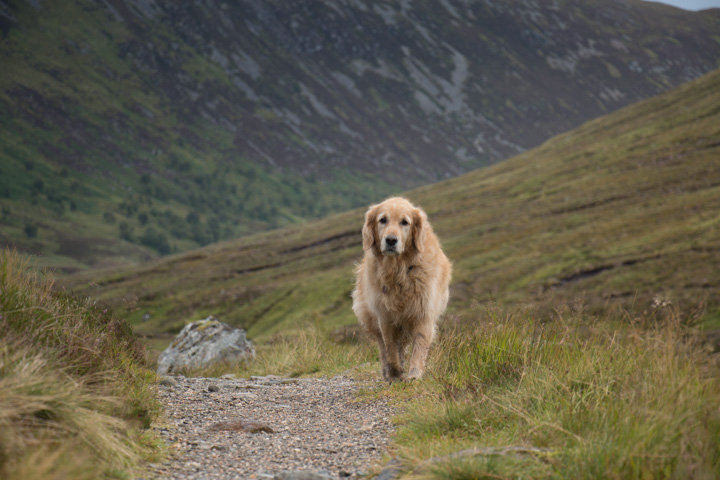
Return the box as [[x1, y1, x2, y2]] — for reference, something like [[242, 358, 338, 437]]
[[140, 227, 170, 254], [23, 224, 38, 238]]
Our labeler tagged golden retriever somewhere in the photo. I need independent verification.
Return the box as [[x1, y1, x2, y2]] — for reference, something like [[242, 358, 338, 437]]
[[352, 197, 452, 382]]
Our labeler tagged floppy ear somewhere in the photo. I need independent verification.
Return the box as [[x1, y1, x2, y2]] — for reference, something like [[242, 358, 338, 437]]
[[362, 205, 379, 251], [412, 207, 428, 253]]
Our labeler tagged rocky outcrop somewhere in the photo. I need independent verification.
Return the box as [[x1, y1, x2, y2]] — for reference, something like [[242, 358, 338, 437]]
[[156, 316, 254, 375]]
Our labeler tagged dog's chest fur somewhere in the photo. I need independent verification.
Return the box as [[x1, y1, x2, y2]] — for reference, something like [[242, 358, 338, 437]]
[[371, 258, 428, 319]]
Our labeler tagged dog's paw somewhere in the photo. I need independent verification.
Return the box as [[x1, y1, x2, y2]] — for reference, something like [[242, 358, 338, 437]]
[[406, 367, 423, 380], [384, 364, 404, 383]]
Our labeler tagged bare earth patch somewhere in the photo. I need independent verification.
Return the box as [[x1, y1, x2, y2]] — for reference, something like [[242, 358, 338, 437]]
[[149, 375, 394, 479]]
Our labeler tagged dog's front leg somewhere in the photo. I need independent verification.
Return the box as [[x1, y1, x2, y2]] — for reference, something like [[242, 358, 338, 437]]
[[375, 337, 392, 382], [407, 321, 435, 380], [379, 321, 403, 382]]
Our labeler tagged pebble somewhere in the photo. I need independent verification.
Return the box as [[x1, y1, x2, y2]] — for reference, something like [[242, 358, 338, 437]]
[[149, 375, 394, 479], [157, 376, 179, 387]]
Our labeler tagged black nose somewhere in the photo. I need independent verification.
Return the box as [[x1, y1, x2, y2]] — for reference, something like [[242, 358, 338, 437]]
[[385, 235, 398, 246]]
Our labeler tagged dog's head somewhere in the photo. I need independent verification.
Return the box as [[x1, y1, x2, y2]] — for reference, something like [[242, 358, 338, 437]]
[[362, 197, 428, 257]]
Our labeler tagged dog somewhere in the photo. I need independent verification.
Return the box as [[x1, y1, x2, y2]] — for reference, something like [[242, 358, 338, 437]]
[[352, 197, 452, 382]]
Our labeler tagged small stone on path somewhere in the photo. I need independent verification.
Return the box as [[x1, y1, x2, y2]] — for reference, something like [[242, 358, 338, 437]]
[[210, 419, 275, 434]]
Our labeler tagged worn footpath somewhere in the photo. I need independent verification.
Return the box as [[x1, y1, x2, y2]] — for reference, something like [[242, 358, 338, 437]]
[[146, 375, 395, 479]]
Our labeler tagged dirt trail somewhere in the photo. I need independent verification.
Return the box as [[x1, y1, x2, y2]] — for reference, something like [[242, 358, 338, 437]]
[[146, 375, 394, 479]]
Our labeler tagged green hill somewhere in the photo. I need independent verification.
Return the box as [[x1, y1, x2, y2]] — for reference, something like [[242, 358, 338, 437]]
[[2, 0, 719, 273], [60, 68, 720, 341]]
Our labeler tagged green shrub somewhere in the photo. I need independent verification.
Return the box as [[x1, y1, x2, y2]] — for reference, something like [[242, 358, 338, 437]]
[[140, 227, 171, 254], [22, 224, 37, 238], [102, 211, 116, 224], [119, 221, 133, 241]]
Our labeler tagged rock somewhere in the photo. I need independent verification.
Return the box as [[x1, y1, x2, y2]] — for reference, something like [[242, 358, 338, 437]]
[[156, 376, 178, 387], [156, 316, 255, 375], [241, 384, 271, 390], [375, 459, 402, 480], [249, 375, 299, 386], [210, 419, 274, 434]]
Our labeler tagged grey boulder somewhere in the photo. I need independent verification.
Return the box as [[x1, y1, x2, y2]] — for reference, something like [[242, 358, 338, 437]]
[[157, 316, 255, 375]]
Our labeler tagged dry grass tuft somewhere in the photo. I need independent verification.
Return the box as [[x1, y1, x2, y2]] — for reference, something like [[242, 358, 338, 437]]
[[0, 250, 160, 479]]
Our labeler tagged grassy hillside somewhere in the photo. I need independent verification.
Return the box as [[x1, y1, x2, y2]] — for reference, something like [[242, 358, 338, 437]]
[[2, 0, 719, 273], [60, 68, 720, 341], [0, 250, 160, 479]]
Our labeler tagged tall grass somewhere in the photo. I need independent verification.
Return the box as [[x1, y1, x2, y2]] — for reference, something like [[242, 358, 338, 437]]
[[388, 305, 720, 479], [181, 320, 378, 379], [0, 250, 160, 479], [240, 324, 377, 378]]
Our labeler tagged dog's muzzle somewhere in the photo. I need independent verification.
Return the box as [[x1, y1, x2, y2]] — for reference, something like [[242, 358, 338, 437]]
[[382, 235, 399, 255]]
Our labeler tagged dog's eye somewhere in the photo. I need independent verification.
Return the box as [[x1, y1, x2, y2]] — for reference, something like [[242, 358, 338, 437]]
[[379, 217, 387, 224], [401, 219, 409, 226]]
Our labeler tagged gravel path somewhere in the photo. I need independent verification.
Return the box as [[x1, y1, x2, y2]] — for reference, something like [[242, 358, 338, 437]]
[[147, 375, 395, 479]]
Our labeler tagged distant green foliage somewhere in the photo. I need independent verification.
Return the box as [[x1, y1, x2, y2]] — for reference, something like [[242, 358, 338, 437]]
[[139, 227, 171, 254], [118, 221, 133, 241], [102, 211, 116, 224], [0, 133, 394, 271], [185, 211, 199, 225], [22, 224, 37, 238]]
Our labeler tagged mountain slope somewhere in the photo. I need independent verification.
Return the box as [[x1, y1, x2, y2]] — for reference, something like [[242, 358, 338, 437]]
[[60, 68, 720, 340], [2, 0, 719, 272]]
